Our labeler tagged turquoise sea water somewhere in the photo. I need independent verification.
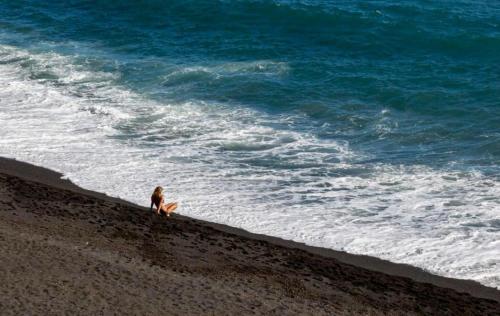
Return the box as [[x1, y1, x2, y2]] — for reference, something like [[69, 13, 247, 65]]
[[0, 0, 499, 287]]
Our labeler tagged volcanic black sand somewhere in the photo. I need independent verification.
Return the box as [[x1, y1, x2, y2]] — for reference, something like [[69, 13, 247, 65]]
[[0, 157, 499, 315]]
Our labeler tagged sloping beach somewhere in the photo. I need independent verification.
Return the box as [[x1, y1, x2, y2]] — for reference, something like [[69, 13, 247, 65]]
[[1, 157, 499, 315]]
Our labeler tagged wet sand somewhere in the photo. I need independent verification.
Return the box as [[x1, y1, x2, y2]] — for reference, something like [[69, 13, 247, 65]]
[[0, 157, 499, 315]]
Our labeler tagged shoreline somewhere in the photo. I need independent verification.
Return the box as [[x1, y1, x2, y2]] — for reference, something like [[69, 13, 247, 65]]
[[1, 156, 499, 314]]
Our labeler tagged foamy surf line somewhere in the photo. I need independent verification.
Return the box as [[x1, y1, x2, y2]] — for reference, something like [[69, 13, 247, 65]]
[[0, 44, 499, 288]]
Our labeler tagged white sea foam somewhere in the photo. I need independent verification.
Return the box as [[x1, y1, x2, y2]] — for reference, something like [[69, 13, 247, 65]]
[[1, 44, 499, 288], [161, 60, 289, 85]]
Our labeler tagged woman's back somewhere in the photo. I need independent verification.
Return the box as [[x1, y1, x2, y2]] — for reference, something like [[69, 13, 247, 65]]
[[151, 193, 162, 208]]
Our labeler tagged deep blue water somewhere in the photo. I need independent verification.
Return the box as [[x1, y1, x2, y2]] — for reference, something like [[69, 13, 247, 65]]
[[2, 0, 499, 171]]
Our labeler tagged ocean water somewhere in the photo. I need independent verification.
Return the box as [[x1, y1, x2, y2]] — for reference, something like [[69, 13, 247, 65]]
[[0, 0, 499, 287]]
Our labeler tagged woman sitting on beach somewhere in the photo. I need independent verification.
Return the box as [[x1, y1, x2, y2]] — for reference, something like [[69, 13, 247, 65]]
[[150, 186, 177, 217]]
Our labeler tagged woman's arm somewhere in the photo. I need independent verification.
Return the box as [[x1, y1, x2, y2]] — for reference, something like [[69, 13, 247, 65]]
[[156, 197, 164, 214]]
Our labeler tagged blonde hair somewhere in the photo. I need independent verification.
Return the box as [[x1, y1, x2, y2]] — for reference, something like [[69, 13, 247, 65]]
[[152, 186, 164, 199]]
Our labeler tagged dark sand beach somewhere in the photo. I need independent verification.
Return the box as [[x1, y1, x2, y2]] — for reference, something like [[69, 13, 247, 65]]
[[0, 157, 499, 315]]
